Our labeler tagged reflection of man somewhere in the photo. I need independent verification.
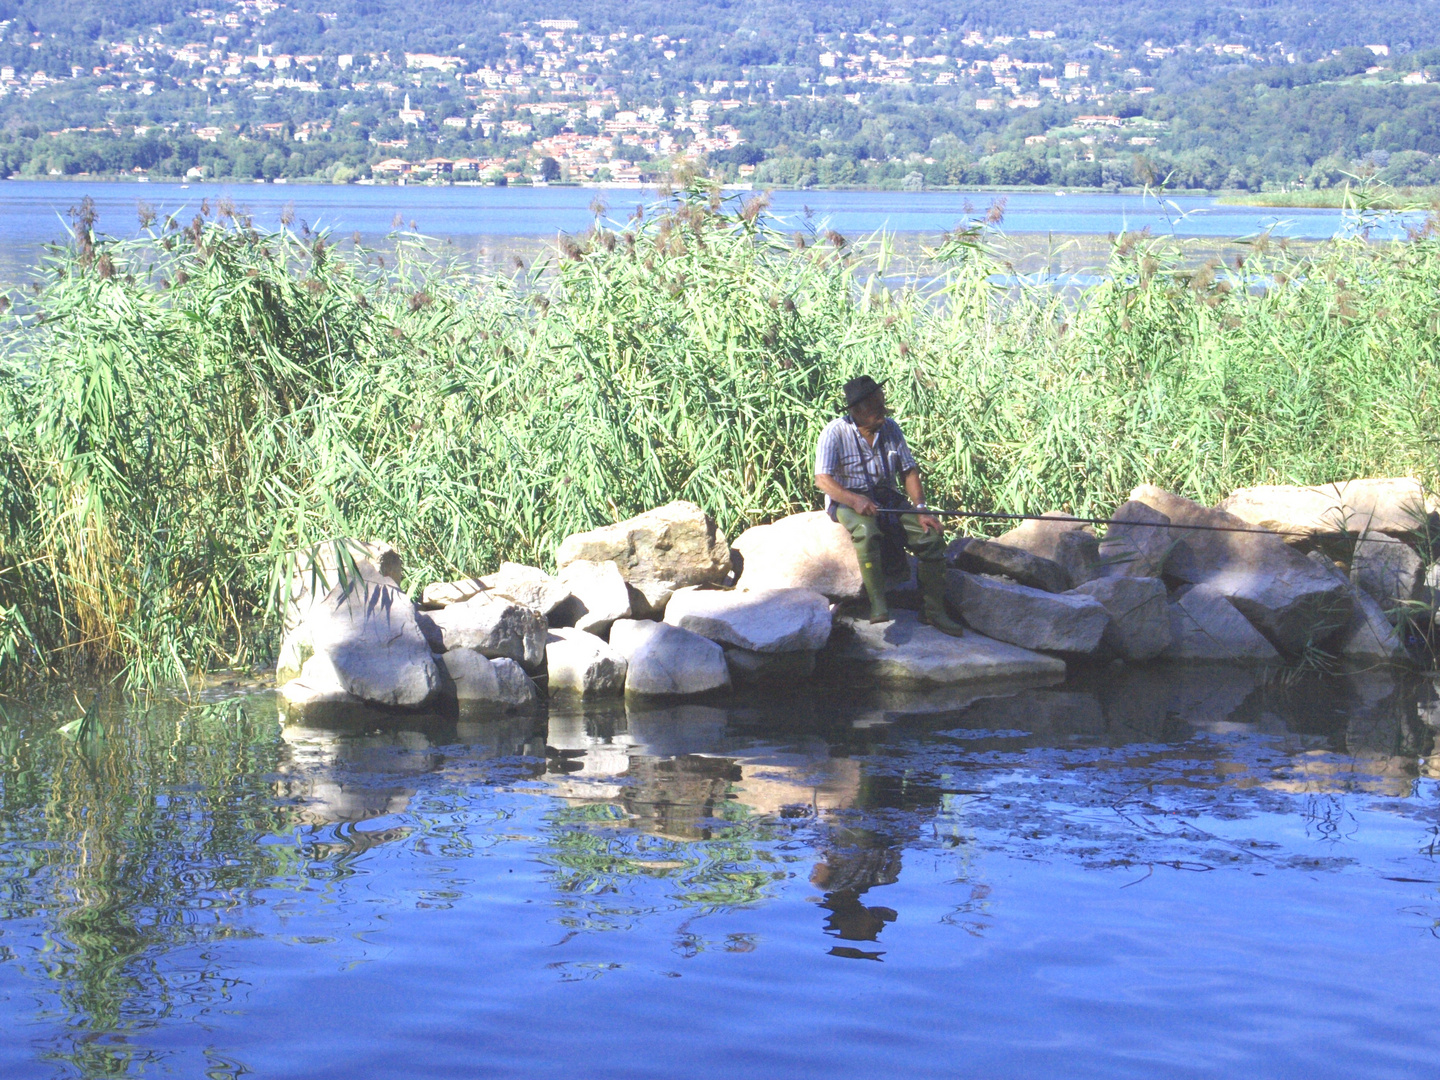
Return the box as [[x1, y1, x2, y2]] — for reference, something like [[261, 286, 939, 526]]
[[815, 375, 966, 635], [811, 843, 902, 959]]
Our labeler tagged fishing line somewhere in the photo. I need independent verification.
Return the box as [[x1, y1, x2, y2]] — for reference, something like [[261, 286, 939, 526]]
[[870, 506, 1424, 546]]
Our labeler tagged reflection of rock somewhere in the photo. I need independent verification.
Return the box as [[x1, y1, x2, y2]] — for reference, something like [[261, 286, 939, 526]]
[[277, 725, 436, 825]]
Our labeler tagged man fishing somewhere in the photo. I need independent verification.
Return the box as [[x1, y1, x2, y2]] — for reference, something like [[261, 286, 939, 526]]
[[815, 375, 967, 636]]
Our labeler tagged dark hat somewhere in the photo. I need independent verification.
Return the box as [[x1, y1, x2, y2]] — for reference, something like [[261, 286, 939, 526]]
[[842, 375, 886, 410]]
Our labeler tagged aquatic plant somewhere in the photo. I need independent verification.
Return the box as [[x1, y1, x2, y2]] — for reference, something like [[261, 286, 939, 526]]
[[0, 186, 1435, 686]]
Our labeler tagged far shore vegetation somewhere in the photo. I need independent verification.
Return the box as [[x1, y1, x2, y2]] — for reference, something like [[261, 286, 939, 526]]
[[0, 184, 1434, 689]]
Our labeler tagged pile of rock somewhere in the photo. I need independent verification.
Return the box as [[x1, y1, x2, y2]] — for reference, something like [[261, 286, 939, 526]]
[[276, 478, 1437, 720]]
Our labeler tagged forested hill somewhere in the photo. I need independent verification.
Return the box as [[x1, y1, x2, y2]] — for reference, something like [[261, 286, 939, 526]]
[[0, 0, 1436, 191]]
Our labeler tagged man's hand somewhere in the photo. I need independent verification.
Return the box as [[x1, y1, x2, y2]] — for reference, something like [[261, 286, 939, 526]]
[[850, 493, 878, 517], [917, 513, 943, 534]]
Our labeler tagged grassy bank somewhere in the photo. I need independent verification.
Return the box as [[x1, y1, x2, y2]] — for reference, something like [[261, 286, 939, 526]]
[[0, 189, 1435, 687], [1218, 185, 1440, 209]]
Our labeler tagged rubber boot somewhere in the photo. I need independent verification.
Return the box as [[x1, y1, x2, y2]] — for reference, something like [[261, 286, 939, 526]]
[[857, 543, 892, 624], [916, 559, 966, 637]]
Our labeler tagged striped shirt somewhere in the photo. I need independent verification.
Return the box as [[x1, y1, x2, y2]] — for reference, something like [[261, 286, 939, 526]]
[[814, 416, 917, 507]]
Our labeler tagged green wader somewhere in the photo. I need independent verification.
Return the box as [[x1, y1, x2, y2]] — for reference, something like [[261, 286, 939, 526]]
[[834, 504, 966, 635]]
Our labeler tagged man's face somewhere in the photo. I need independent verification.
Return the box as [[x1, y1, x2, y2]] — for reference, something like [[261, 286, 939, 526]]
[[851, 390, 886, 429]]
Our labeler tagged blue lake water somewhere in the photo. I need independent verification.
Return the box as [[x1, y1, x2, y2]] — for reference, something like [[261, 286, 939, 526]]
[[1, 670, 1439, 1079], [0, 180, 1409, 269]]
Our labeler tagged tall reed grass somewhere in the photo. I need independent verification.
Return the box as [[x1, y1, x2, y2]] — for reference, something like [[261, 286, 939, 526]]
[[0, 187, 1434, 686]]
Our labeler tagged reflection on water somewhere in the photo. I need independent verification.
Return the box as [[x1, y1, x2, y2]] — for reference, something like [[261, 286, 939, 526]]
[[1, 669, 1439, 1077]]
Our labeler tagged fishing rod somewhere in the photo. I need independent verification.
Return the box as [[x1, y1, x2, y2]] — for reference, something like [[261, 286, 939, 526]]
[[870, 505, 1422, 545]]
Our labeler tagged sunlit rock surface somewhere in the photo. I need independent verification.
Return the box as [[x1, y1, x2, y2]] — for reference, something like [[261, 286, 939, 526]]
[[822, 609, 1066, 686]]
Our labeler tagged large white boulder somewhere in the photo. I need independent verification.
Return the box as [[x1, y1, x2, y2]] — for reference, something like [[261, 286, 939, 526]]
[[946, 570, 1111, 655], [420, 577, 487, 609], [995, 512, 1102, 588], [1128, 485, 1353, 654], [1161, 584, 1281, 664], [481, 562, 574, 619], [1072, 576, 1172, 661], [281, 538, 403, 632], [417, 593, 547, 671], [556, 500, 731, 615], [554, 559, 632, 635], [732, 511, 863, 600], [278, 580, 443, 715], [437, 650, 542, 709], [1219, 478, 1440, 540], [820, 610, 1066, 686], [663, 586, 832, 653], [545, 627, 628, 697], [608, 618, 732, 696]]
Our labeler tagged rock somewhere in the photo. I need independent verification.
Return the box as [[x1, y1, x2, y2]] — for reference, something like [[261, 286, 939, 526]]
[[545, 627, 628, 697], [723, 646, 817, 685], [1128, 485, 1353, 654], [731, 511, 863, 600], [1072, 576, 1172, 661], [417, 594, 547, 671], [1219, 478, 1440, 541], [945, 535, 1069, 593], [663, 586, 832, 653], [820, 609, 1066, 686], [1335, 587, 1408, 663], [438, 651, 542, 709], [608, 618, 732, 696], [420, 577, 487, 609], [279, 581, 442, 715], [995, 512, 1102, 587], [553, 559, 632, 635], [1097, 500, 1175, 578], [946, 570, 1111, 655], [1160, 584, 1281, 664], [282, 538, 403, 632], [480, 562, 574, 618], [555, 501, 731, 615], [1351, 537, 1424, 612]]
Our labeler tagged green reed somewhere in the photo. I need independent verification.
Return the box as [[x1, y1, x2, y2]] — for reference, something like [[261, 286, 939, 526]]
[[0, 186, 1434, 686]]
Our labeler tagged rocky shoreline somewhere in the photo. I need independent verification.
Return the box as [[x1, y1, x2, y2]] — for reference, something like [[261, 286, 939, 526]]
[[275, 479, 1440, 723]]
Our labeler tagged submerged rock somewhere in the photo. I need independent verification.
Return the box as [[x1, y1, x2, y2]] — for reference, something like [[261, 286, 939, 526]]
[[554, 559, 632, 636], [545, 627, 628, 697], [820, 609, 1066, 686], [946, 535, 1069, 593], [417, 594, 547, 672], [608, 618, 732, 696], [732, 511, 864, 600], [1160, 584, 1280, 664], [946, 570, 1110, 655], [279, 580, 443, 717], [663, 586, 832, 653], [1128, 485, 1353, 654], [1072, 576, 1172, 661], [722, 645, 818, 686], [556, 500, 731, 616]]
